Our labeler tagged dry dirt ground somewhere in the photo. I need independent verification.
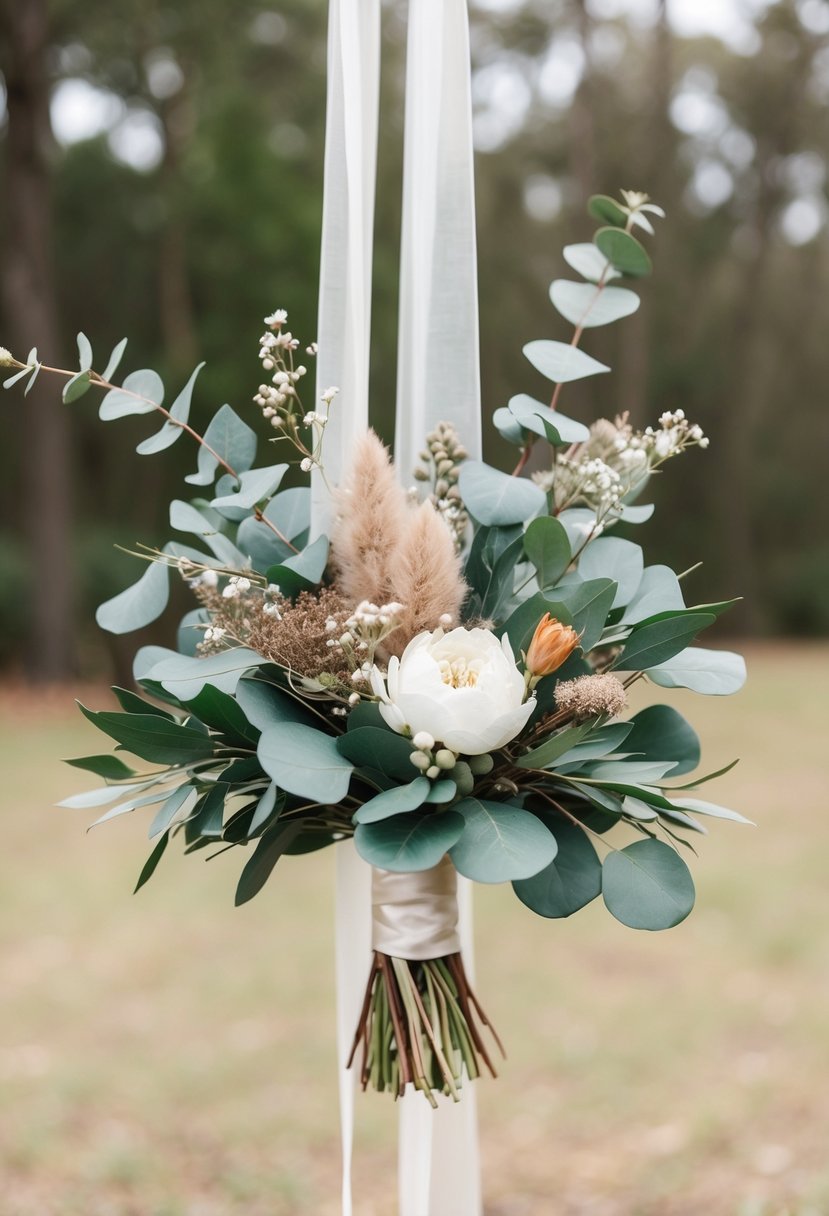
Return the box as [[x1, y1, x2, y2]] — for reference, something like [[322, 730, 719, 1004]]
[[1, 643, 827, 1216]]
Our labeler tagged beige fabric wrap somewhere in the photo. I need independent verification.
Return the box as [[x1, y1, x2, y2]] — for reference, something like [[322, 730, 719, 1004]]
[[371, 856, 461, 960]]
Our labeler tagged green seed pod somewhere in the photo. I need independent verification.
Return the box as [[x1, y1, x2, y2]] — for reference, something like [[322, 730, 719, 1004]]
[[450, 761, 474, 797], [468, 753, 494, 776]]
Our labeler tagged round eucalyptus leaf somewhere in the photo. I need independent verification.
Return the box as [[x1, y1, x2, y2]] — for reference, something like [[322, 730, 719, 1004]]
[[578, 537, 644, 609], [458, 460, 546, 526], [626, 705, 700, 776], [549, 280, 640, 329], [562, 242, 620, 283], [523, 340, 610, 384], [258, 721, 353, 803], [353, 777, 431, 824], [594, 227, 653, 278], [587, 194, 628, 227], [355, 809, 465, 872], [647, 648, 747, 695], [100, 369, 164, 420], [95, 559, 170, 635], [450, 798, 558, 883], [602, 838, 695, 930], [513, 817, 602, 917]]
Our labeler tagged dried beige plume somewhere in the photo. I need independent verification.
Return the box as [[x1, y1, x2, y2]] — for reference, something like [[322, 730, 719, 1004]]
[[385, 500, 466, 656], [332, 430, 411, 607]]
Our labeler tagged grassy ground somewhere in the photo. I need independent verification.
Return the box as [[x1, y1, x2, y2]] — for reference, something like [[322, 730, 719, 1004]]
[[1, 643, 827, 1216]]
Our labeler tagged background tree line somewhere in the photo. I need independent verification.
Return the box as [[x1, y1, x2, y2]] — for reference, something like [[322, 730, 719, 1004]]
[[1, 0, 827, 681]]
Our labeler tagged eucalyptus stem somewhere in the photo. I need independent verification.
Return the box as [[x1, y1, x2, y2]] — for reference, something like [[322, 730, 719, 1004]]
[[348, 951, 502, 1103]]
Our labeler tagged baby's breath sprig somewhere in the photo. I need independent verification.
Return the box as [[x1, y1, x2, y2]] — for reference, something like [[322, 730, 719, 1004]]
[[326, 599, 405, 699], [252, 309, 338, 484], [412, 421, 469, 547], [533, 409, 709, 542]]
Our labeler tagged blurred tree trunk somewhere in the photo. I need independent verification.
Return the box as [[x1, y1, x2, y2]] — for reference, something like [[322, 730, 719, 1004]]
[[0, 0, 75, 680]]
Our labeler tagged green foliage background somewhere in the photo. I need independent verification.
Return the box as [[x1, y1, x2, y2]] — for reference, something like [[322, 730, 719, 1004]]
[[1, 0, 828, 678]]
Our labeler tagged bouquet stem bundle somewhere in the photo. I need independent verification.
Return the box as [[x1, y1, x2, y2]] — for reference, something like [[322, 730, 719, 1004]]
[[348, 950, 503, 1106]]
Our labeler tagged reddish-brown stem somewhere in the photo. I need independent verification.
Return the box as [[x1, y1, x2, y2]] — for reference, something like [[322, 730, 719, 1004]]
[[511, 438, 535, 477], [549, 212, 636, 413]]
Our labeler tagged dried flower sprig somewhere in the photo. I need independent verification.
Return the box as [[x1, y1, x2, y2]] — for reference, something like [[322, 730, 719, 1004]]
[[554, 673, 628, 721], [252, 308, 338, 479]]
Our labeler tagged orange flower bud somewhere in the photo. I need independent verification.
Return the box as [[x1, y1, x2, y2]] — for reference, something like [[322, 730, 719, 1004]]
[[525, 613, 579, 678]]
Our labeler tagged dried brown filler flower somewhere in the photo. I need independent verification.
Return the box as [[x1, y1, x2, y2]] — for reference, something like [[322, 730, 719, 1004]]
[[554, 673, 628, 721], [246, 586, 353, 683]]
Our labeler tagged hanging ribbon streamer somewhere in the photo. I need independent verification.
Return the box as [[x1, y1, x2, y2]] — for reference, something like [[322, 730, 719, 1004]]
[[395, 3, 483, 1214], [313, 1, 483, 1212], [311, 4, 380, 1216], [394, 0, 482, 488]]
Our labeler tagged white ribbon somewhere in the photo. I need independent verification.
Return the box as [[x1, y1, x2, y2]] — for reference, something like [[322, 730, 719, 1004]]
[[371, 858, 461, 959], [394, 0, 482, 489], [311, 4, 380, 1216], [395, 4, 483, 1214], [312, 0, 380, 536], [313, 1, 484, 1212]]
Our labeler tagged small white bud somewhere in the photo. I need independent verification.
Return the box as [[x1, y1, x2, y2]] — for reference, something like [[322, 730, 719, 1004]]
[[412, 731, 435, 751]]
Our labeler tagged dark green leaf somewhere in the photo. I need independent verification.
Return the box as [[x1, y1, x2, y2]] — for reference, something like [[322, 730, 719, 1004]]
[[513, 816, 602, 917], [548, 578, 618, 652], [516, 721, 596, 770], [524, 516, 571, 590], [186, 783, 228, 840], [235, 819, 303, 905], [614, 613, 716, 671], [186, 684, 260, 746], [235, 677, 318, 731], [503, 592, 573, 656], [134, 834, 169, 893], [336, 727, 416, 781], [626, 706, 700, 777], [78, 704, 215, 764], [587, 194, 628, 226], [112, 687, 176, 720], [594, 227, 652, 277], [66, 754, 137, 780]]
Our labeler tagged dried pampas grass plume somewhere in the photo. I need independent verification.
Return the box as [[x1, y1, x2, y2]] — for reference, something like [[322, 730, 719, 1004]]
[[386, 500, 466, 656], [333, 430, 411, 608]]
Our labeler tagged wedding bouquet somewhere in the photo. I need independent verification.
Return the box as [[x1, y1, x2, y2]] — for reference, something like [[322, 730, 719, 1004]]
[[2, 190, 747, 1104]]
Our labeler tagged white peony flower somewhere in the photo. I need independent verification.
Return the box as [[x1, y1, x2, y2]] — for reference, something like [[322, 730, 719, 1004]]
[[370, 627, 534, 756]]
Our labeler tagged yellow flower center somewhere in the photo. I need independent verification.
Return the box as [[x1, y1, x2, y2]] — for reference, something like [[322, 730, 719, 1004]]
[[438, 657, 481, 688]]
